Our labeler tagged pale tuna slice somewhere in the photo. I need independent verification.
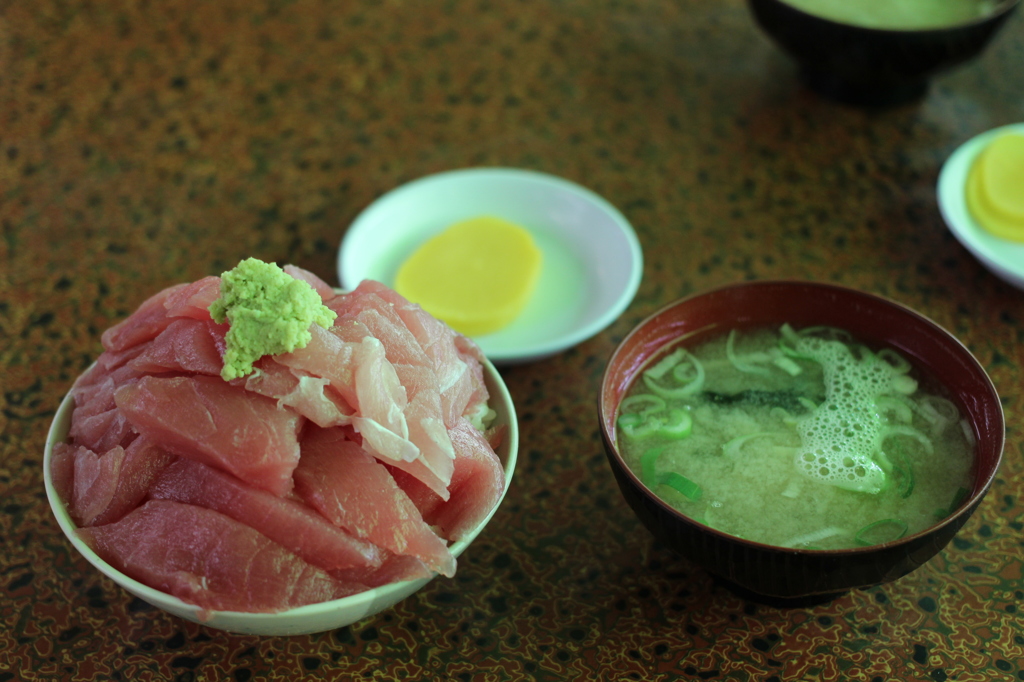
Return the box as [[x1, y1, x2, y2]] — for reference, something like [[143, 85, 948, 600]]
[[60, 437, 175, 527], [277, 324, 358, 409], [114, 375, 302, 496], [283, 265, 336, 303], [288, 321, 416, 460], [344, 280, 489, 423], [294, 427, 455, 578], [149, 459, 381, 573], [101, 283, 188, 352], [129, 318, 226, 376], [349, 335, 417, 463], [80, 500, 359, 613], [389, 363, 455, 496], [329, 290, 433, 368], [243, 359, 353, 428], [163, 276, 220, 320], [396, 418, 505, 542], [349, 280, 470, 392]]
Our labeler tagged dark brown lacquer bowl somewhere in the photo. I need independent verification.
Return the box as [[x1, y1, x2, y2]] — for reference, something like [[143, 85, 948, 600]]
[[747, 0, 1020, 107], [599, 281, 1004, 603]]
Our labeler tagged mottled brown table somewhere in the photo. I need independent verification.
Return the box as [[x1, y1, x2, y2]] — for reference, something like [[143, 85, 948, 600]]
[[3, 1, 1023, 680]]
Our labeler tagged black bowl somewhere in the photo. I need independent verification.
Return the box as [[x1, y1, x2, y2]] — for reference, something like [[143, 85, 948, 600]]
[[598, 281, 1004, 602], [747, 0, 1020, 106]]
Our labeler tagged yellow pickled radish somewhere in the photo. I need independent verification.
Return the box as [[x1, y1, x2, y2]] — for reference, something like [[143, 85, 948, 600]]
[[966, 133, 1024, 242], [395, 215, 543, 336]]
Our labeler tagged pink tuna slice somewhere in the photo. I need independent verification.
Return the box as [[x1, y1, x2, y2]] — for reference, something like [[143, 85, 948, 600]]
[[129, 318, 227, 376], [60, 437, 175, 527], [69, 404, 135, 454], [114, 375, 302, 496], [70, 360, 146, 454], [101, 283, 188, 353], [283, 264, 337, 304], [163, 275, 220, 320], [393, 417, 505, 542], [332, 549, 434, 588], [50, 443, 76, 509], [243, 359, 353, 428], [294, 426, 456, 578], [80, 500, 360, 613], [149, 459, 381, 573]]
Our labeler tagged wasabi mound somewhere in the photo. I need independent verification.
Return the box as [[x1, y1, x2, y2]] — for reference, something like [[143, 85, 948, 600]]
[[209, 258, 337, 381]]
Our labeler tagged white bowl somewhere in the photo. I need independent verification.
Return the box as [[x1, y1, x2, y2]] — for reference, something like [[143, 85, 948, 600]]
[[338, 168, 644, 364], [937, 122, 1024, 291], [44, 356, 518, 636]]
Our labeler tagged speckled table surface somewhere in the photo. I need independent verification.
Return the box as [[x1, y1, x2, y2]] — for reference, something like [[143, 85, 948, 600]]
[[3, 1, 1024, 680]]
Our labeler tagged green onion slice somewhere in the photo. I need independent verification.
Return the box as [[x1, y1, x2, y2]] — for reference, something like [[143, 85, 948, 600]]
[[643, 350, 705, 398], [620, 394, 666, 416], [727, 329, 771, 375], [640, 446, 666, 489], [661, 472, 703, 501], [934, 486, 970, 519], [854, 518, 908, 546], [657, 408, 693, 439]]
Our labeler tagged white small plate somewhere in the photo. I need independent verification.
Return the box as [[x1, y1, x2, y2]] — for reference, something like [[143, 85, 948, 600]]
[[339, 168, 644, 364], [937, 122, 1024, 291]]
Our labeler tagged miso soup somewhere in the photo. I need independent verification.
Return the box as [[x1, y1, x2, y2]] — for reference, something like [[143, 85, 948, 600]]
[[780, 0, 1003, 30], [616, 325, 974, 550]]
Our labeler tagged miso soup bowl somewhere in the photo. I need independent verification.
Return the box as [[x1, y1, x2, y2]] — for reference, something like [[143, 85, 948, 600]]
[[747, 0, 1020, 106], [598, 280, 1003, 602], [44, 356, 518, 636]]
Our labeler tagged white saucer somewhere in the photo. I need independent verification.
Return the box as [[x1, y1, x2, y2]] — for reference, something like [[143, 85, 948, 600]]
[[338, 168, 644, 363], [937, 122, 1024, 291]]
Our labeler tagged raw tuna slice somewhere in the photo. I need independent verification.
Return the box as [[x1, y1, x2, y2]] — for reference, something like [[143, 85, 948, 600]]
[[243, 359, 353, 428], [344, 280, 490, 423], [114, 375, 302, 496], [101, 283, 188, 352], [283, 265, 336, 303], [149, 459, 381, 573], [386, 363, 455, 497], [349, 280, 470, 392], [129, 318, 226, 376], [162, 276, 220, 320], [331, 550, 434, 588], [80, 500, 359, 613], [294, 426, 455, 577], [69, 405, 135, 454], [50, 443, 76, 508], [278, 324, 358, 408], [349, 336, 417, 463], [331, 291, 433, 368], [422, 417, 506, 541], [60, 437, 175, 527]]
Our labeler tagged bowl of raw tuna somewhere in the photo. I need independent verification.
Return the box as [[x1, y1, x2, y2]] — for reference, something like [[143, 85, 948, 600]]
[[44, 259, 518, 636]]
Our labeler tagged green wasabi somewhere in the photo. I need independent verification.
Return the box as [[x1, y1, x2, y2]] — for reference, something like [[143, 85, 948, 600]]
[[209, 258, 336, 381]]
